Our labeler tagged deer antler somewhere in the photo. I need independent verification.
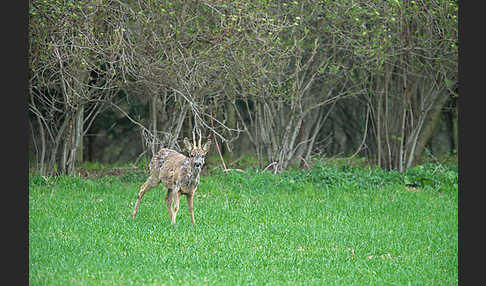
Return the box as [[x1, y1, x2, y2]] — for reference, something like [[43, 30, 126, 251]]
[[192, 127, 197, 149], [197, 128, 202, 148]]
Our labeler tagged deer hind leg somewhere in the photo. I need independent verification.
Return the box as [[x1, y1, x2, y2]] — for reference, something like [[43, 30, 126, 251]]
[[165, 187, 181, 224], [165, 190, 174, 223], [132, 176, 159, 219], [170, 189, 182, 225]]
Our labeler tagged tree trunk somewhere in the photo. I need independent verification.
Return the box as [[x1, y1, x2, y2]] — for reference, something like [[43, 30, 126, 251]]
[[169, 105, 187, 149], [61, 115, 71, 175], [75, 104, 84, 166], [88, 132, 94, 162], [35, 115, 46, 176], [412, 93, 450, 164], [151, 92, 158, 155], [452, 100, 458, 152]]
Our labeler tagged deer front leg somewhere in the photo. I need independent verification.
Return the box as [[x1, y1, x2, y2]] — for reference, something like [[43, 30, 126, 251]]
[[187, 193, 195, 225], [132, 176, 159, 219]]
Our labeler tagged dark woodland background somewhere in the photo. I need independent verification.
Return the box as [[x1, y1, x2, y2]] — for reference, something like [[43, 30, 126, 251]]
[[28, 0, 458, 175]]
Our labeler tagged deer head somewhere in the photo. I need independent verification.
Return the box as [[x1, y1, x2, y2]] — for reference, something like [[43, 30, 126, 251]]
[[183, 129, 211, 171]]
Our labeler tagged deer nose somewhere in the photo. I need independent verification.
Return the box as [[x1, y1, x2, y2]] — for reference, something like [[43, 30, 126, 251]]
[[194, 162, 201, 168]]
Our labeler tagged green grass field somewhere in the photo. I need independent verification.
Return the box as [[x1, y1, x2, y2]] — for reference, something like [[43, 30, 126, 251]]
[[29, 162, 458, 285]]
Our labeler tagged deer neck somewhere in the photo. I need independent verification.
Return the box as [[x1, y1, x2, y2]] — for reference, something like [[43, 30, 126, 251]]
[[182, 157, 201, 187]]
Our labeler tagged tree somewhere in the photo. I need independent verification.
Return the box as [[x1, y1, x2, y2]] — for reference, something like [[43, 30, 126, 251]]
[[29, 0, 458, 174], [29, 0, 128, 175], [322, 0, 458, 170]]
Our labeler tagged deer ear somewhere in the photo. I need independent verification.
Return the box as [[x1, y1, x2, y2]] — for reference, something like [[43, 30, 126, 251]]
[[202, 139, 212, 153], [183, 137, 193, 152]]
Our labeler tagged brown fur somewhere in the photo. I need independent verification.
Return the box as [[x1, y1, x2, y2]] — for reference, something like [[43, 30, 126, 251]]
[[131, 132, 211, 225]]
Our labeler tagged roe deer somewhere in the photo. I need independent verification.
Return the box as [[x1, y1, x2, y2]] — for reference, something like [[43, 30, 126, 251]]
[[131, 129, 211, 225]]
